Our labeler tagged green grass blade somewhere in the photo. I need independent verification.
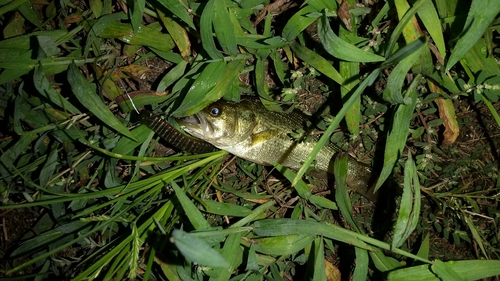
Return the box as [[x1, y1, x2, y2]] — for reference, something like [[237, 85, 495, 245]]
[[334, 154, 361, 232], [0, 29, 68, 50], [385, 0, 429, 58], [339, 24, 361, 134], [416, 233, 430, 262], [81, 140, 225, 163], [292, 68, 380, 186], [0, 51, 33, 84], [157, 60, 188, 92], [33, 67, 81, 113], [18, 1, 42, 28], [252, 218, 431, 264], [353, 247, 369, 281], [0, 133, 37, 179], [172, 56, 206, 94], [173, 59, 245, 117], [236, 35, 286, 49], [172, 181, 211, 230], [75, 201, 175, 280], [200, 199, 252, 217], [282, 6, 319, 42], [128, 0, 145, 33], [252, 234, 314, 256], [89, 0, 103, 18], [213, 0, 238, 56], [276, 162, 337, 209], [10, 221, 90, 257], [307, 0, 336, 11], [463, 215, 488, 258], [309, 195, 338, 210], [383, 40, 425, 104], [369, 250, 401, 272], [39, 148, 58, 188], [1, 154, 223, 211], [290, 41, 345, 86], [172, 60, 226, 116], [156, 0, 196, 29], [112, 125, 154, 156], [67, 63, 137, 141], [318, 12, 384, 62], [383, 36, 427, 68], [416, 1, 446, 59], [457, 35, 500, 77], [252, 219, 374, 251], [156, 256, 183, 281], [203, 59, 246, 105], [209, 232, 243, 281], [271, 49, 287, 84], [446, 0, 500, 70], [255, 57, 273, 100], [8, 209, 129, 275], [200, 0, 223, 59], [312, 237, 327, 281], [230, 200, 276, 228], [374, 84, 418, 191], [239, 0, 267, 9], [431, 260, 465, 281], [274, 164, 311, 199], [480, 92, 500, 127], [388, 260, 500, 280], [0, 0, 27, 16], [85, 12, 127, 58], [392, 154, 421, 249], [172, 228, 230, 268], [99, 21, 175, 52]]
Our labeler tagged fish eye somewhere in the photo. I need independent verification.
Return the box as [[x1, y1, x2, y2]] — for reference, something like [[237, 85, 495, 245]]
[[209, 106, 221, 116]]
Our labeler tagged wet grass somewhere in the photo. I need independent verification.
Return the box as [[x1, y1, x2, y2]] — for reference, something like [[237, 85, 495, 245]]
[[0, 0, 500, 280]]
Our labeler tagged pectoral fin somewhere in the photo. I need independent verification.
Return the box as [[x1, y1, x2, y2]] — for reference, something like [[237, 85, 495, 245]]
[[250, 130, 281, 146]]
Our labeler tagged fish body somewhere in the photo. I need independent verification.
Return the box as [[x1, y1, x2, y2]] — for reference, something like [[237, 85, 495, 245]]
[[177, 99, 375, 199]]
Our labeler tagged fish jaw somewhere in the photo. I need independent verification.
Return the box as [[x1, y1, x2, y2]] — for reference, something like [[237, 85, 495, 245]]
[[176, 102, 255, 148], [178, 113, 210, 138], [177, 112, 229, 147]]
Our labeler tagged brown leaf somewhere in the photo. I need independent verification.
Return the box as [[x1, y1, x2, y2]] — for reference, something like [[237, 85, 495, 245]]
[[435, 97, 459, 146], [338, 0, 352, 31], [120, 64, 150, 78], [325, 259, 342, 281]]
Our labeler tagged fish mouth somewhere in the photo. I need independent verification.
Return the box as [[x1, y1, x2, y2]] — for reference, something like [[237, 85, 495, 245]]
[[177, 113, 212, 134], [179, 114, 201, 125]]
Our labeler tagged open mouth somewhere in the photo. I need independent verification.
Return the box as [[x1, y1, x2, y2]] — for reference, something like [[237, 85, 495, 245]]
[[178, 113, 211, 133], [179, 114, 200, 125]]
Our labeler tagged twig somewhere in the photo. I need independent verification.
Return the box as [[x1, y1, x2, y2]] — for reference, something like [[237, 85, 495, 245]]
[[46, 150, 93, 186]]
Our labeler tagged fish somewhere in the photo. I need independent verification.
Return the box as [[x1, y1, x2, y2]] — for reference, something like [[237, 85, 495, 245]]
[[177, 99, 377, 200], [138, 110, 218, 154]]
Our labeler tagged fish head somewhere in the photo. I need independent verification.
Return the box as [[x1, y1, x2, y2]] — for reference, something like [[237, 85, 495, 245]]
[[177, 100, 257, 147]]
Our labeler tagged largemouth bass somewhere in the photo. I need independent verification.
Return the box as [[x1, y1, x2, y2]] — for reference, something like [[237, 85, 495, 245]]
[[177, 99, 376, 200]]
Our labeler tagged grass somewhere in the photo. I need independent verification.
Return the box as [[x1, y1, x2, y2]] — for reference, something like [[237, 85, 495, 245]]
[[0, 0, 500, 280]]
